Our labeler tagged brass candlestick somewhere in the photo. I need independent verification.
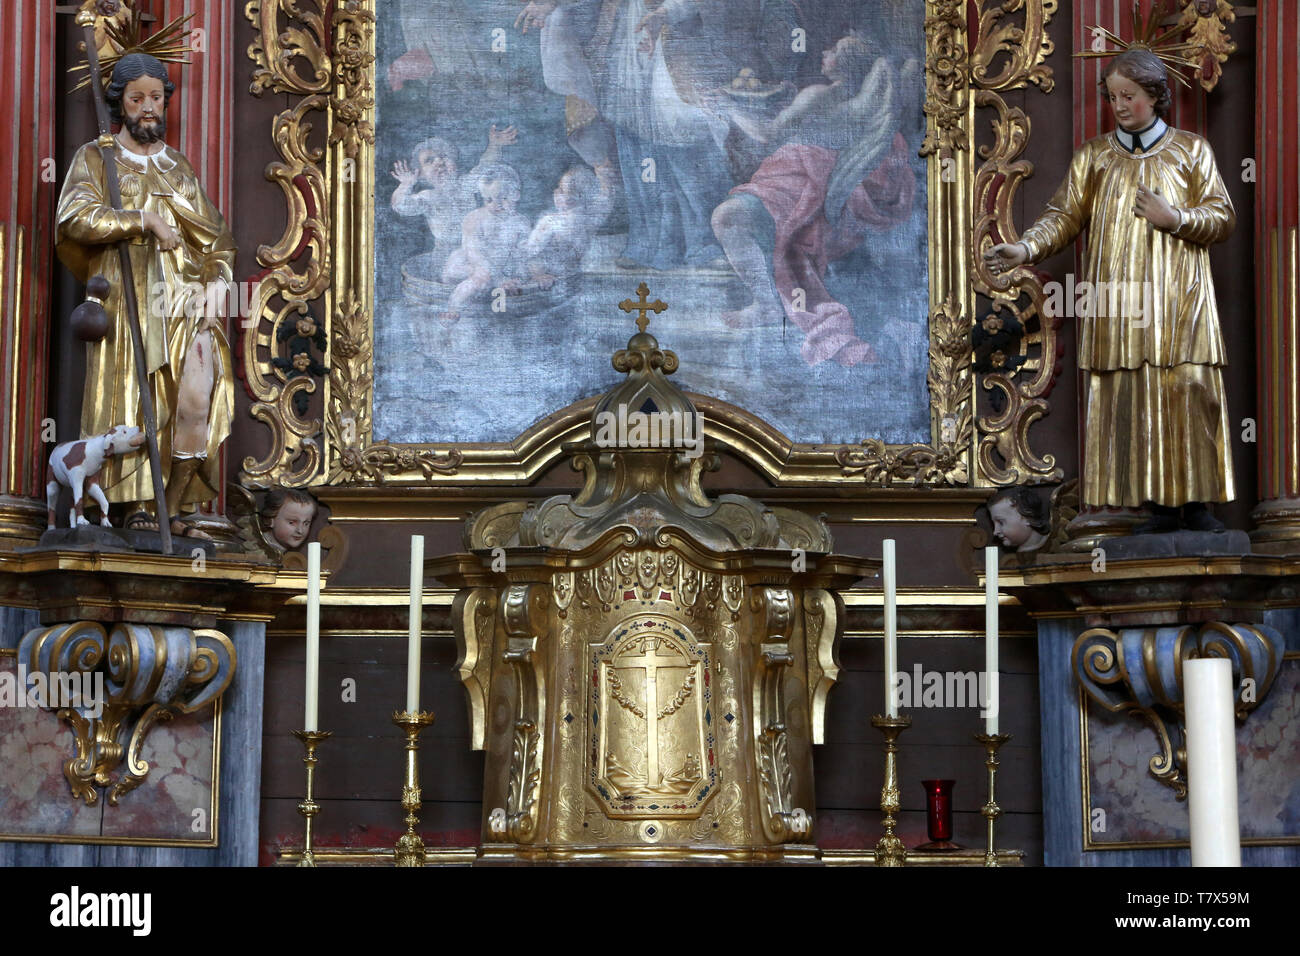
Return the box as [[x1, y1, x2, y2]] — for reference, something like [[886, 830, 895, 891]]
[[291, 729, 332, 868], [974, 732, 1012, 867], [870, 714, 912, 867], [392, 710, 437, 867]]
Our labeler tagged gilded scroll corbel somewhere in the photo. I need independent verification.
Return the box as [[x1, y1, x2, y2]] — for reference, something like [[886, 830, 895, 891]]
[[751, 587, 811, 842], [18, 623, 236, 806], [491, 583, 548, 842], [802, 589, 843, 746], [453, 588, 497, 752], [1073, 623, 1284, 798]]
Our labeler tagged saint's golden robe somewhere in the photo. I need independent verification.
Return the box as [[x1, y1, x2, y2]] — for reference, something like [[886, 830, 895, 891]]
[[56, 141, 235, 506], [1019, 127, 1236, 508]]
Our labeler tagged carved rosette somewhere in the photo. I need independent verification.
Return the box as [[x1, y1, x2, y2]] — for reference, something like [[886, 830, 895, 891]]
[[920, 0, 971, 157]]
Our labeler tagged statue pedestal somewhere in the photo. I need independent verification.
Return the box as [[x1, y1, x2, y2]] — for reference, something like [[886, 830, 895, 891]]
[[1002, 542, 1300, 866], [0, 548, 301, 862]]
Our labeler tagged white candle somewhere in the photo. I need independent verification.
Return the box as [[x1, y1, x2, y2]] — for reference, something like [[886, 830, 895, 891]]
[[406, 535, 425, 714], [1185, 657, 1241, 867], [984, 546, 999, 735], [305, 541, 321, 732], [883, 539, 897, 717]]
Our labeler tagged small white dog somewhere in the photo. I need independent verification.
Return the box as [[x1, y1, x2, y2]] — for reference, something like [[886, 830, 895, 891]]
[[46, 425, 146, 529]]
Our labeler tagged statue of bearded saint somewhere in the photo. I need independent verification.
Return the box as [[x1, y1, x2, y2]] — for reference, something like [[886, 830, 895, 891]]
[[56, 52, 235, 539]]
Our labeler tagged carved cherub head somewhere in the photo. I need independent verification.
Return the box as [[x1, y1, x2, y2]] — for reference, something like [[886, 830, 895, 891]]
[[987, 487, 1050, 553], [260, 487, 317, 550]]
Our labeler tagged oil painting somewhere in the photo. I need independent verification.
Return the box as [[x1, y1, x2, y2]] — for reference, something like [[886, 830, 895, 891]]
[[372, 0, 930, 446]]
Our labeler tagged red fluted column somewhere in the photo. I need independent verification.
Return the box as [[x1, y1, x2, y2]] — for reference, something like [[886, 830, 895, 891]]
[[160, 0, 234, 217], [1250, 0, 1300, 551], [160, 0, 235, 517], [0, 2, 56, 545], [1074, 0, 1209, 144]]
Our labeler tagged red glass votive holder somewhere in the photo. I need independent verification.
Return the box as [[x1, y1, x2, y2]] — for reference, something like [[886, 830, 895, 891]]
[[923, 778, 955, 841], [914, 778, 960, 851]]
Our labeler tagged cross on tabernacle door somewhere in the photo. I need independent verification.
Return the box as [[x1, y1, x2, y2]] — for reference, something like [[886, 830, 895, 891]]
[[618, 636, 686, 791]]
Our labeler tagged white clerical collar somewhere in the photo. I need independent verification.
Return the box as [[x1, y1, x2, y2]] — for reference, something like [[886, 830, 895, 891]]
[[1115, 117, 1167, 154], [116, 139, 176, 170]]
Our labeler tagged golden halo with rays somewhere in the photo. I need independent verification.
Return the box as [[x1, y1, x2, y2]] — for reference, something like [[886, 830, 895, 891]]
[[69, 4, 193, 93], [1074, 0, 1202, 89]]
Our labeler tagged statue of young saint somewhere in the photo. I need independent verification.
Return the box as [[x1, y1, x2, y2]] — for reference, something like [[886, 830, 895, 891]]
[[56, 53, 235, 538], [984, 49, 1236, 533]]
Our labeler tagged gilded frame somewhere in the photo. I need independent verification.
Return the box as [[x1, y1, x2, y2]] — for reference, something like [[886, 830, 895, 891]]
[[242, 0, 1063, 489]]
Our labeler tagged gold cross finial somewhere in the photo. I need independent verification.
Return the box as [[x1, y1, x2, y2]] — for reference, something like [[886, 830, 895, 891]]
[[619, 282, 667, 333]]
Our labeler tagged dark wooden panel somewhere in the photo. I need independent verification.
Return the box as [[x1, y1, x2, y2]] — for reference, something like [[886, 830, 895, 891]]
[[261, 733, 485, 803], [259, 798, 484, 865], [261, 634, 485, 808], [822, 673, 1041, 743], [815, 808, 1043, 865], [815, 741, 1041, 813]]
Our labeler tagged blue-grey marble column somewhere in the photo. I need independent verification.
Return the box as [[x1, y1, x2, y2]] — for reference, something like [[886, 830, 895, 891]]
[[0, 605, 38, 650]]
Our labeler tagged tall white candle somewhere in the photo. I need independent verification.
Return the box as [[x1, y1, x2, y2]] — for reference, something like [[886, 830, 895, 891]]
[[305, 541, 321, 732], [1185, 657, 1241, 867], [883, 539, 898, 717], [984, 546, 999, 735], [406, 534, 425, 714]]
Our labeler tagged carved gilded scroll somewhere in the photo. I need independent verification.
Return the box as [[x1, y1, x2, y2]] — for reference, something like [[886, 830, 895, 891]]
[[969, 0, 1065, 484], [489, 583, 547, 843], [751, 587, 811, 843]]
